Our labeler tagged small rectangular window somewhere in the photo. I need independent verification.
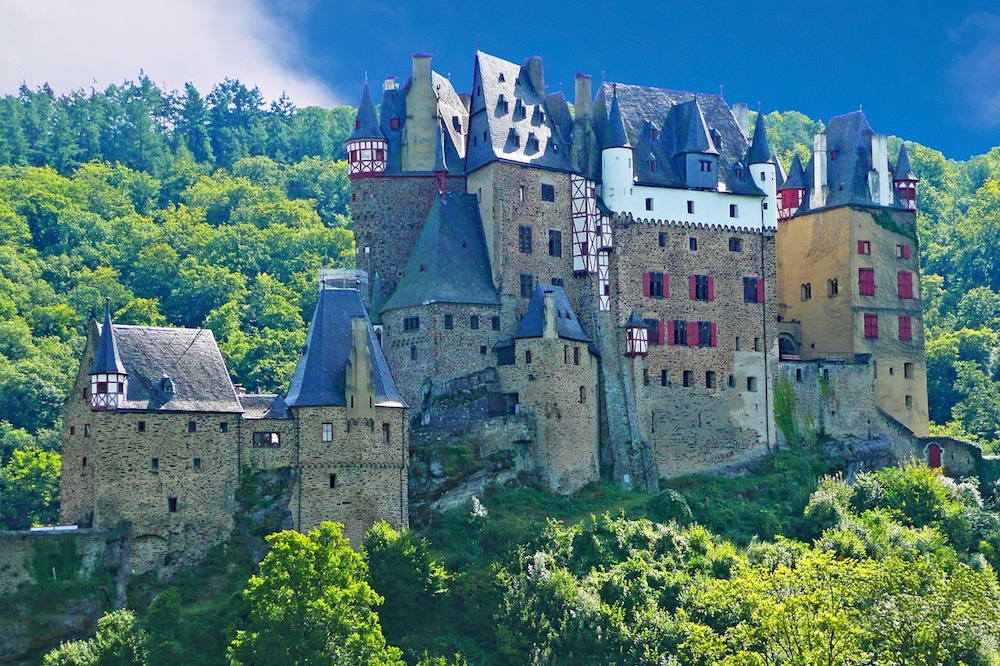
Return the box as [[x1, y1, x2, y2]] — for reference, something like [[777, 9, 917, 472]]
[[744, 277, 761, 303], [322, 422, 333, 442], [168, 497, 177, 513], [689, 237, 698, 251], [661, 369, 668, 387], [904, 362, 914, 379], [645, 197, 654, 211], [905, 395, 913, 409], [659, 232, 667, 247], [84, 424, 91, 438], [70, 426, 76, 436], [899, 316, 913, 341], [747, 377, 758, 392], [520, 274, 534, 298], [729, 204, 738, 218], [491, 316, 500, 331], [82, 456, 87, 468], [548, 229, 562, 257], [735, 336, 742, 351], [411, 345, 418, 361], [470, 315, 480, 330], [795, 368, 803, 382], [219, 422, 229, 433], [252, 432, 281, 448], [728, 375, 735, 388], [137, 421, 146, 433], [683, 371, 693, 387], [754, 337, 762, 352], [518, 226, 533, 253], [573, 347, 581, 366], [404, 316, 421, 331], [706, 371, 716, 389], [525, 350, 532, 364], [858, 240, 871, 255], [687, 200, 695, 214], [151, 458, 159, 472], [444, 314, 454, 330], [541, 183, 555, 201], [390, 118, 400, 130], [188, 421, 197, 433], [329, 474, 337, 489], [193, 458, 201, 470], [480, 345, 487, 355], [864, 313, 879, 339], [729, 237, 742, 252], [381, 423, 390, 445]]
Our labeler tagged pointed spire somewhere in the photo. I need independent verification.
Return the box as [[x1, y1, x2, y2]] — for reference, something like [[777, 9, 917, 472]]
[[602, 85, 630, 149], [675, 98, 718, 155], [779, 153, 806, 190], [348, 80, 384, 141], [89, 299, 126, 375], [746, 111, 771, 164], [894, 143, 917, 181]]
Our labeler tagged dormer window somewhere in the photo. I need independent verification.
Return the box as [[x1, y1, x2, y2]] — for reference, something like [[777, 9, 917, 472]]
[[497, 95, 509, 115], [649, 157, 657, 173], [161, 375, 174, 394], [390, 117, 400, 130], [513, 99, 526, 120], [452, 116, 461, 131], [526, 133, 540, 152], [710, 128, 722, 150], [498, 72, 505, 82], [650, 128, 659, 141], [509, 128, 521, 148], [830, 150, 839, 160], [354, 119, 361, 129]]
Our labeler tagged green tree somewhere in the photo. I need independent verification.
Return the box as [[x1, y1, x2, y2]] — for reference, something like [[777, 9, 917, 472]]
[[43, 609, 148, 666], [228, 522, 403, 666], [0, 445, 60, 529]]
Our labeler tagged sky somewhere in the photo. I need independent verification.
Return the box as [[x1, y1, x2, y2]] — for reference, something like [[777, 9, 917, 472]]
[[2, 0, 1000, 160]]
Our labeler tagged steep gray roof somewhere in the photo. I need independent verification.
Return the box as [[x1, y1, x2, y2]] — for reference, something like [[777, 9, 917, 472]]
[[772, 153, 787, 185], [465, 51, 577, 174], [514, 285, 591, 343], [594, 82, 747, 189], [602, 90, 631, 149], [285, 289, 405, 408], [745, 112, 770, 164], [348, 80, 384, 142], [895, 143, 917, 181], [90, 306, 126, 375], [239, 394, 291, 419], [381, 193, 499, 312], [379, 84, 407, 174], [101, 324, 243, 413], [780, 153, 806, 190], [545, 91, 574, 148], [626, 311, 646, 328], [726, 160, 765, 195]]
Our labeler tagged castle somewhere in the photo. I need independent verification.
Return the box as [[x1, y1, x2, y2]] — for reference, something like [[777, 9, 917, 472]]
[[59, 49, 932, 569]]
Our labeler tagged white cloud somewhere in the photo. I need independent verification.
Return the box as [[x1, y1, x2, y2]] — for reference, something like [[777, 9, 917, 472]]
[[0, 0, 339, 106]]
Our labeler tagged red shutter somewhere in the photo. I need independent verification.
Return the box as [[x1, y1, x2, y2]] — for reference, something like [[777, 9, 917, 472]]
[[902, 244, 911, 259], [756, 278, 764, 304], [666, 320, 675, 345], [663, 274, 670, 299], [657, 320, 665, 346], [687, 321, 698, 346], [858, 240, 865, 254], [643, 272, 651, 297], [710, 322, 718, 347], [689, 275, 696, 299], [707, 276, 715, 301]]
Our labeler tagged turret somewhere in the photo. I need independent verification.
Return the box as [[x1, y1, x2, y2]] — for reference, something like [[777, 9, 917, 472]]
[[346, 79, 387, 179], [601, 87, 633, 203], [746, 111, 777, 227], [809, 132, 828, 209], [675, 98, 718, 190], [893, 143, 918, 211], [89, 301, 127, 410], [869, 133, 892, 206], [778, 154, 807, 220], [624, 311, 649, 358]]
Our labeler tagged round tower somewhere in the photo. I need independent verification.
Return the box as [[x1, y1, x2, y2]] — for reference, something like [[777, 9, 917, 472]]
[[347, 79, 387, 178], [746, 111, 777, 227], [601, 86, 634, 205], [778, 154, 807, 220], [893, 144, 918, 211], [89, 301, 127, 410]]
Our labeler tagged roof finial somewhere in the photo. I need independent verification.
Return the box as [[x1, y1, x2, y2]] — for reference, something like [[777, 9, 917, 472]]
[[719, 84, 724, 96], [757, 101, 762, 112]]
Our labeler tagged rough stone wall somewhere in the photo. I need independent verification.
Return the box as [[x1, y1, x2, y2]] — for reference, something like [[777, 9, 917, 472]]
[[291, 405, 408, 548], [497, 336, 599, 493], [608, 216, 778, 480], [352, 175, 466, 298], [381, 303, 502, 408], [0, 530, 112, 597], [238, 417, 297, 470], [778, 359, 878, 443], [468, 162, 581, 338]]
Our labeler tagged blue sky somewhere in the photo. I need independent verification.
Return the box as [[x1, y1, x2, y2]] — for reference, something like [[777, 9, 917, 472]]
[[3, 1, 1000, 159]]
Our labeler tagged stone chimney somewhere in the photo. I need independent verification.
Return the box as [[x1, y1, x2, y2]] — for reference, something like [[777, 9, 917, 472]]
[[870, 133, 891, 205], [732, 103, 750, 137], [524, 56, 545, 96], [383, 76, 398, 92], [574, 72, 592, 121], [412, 53, 432, 85], [345, 316, 375, 421], [543, 291, 558, 339], [810, 132, 828, 209], [403, 53, 438, 172]]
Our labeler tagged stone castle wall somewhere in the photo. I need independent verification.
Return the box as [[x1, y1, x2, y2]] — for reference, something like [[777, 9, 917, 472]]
[[0, 529, 113, 597], [778, 358, 878, 443]]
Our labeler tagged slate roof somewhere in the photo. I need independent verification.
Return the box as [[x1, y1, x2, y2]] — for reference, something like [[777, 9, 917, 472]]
[[348, 80, 384, 142], [780, 154, 806, 190], [593, 81, 750, 189], [239, 394, 291, 419], [602, 90, 631, 149], [514, 285, 592, 344], [725, 160, 766, 195], [895, 143, 917, 181], [285, 289, 405, 408], [99, 324, 243, 413], [772, 153, 787, 185], [626, 311, 647, 328], [465, 51, 577, 174], [90, 306, 126, 375], [745, 112, 771, 164], [545, 91, 574, 149], [381, 193, 499, 312], [379, 84, 407, 174]]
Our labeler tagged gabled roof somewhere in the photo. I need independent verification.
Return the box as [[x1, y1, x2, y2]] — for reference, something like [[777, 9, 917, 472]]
[[514, 285, 591, 344], [465, 51, 577, 174], [285, 289, 404, 408], [239, 394, 291, 419], [745, 112, 770, 164], [674, 98, 718, 156], [780, 153, 806, 190], [348, 80, 384, 142], [625, 311, 647, 328], [98, 324, 243, 413], [90, 305, 126, 375], [602, 89, 631, 149], [895, 143, 917, 181], [381, 193, 499, 312]]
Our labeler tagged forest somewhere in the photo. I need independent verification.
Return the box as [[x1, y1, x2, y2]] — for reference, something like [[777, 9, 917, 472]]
[[1, 76, 1000, 664]]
